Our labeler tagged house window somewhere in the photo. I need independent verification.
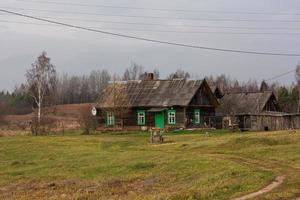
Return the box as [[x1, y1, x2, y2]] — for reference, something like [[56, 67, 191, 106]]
[[137, 110, 146, 125], [168, 110, 176, 125], [194, 109, 200, 124], [106, 112, 115, 126]]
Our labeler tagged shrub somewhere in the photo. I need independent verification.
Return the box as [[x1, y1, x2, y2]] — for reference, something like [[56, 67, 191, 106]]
[[78, 107, 98, 135], [30, 112, 57, 136]]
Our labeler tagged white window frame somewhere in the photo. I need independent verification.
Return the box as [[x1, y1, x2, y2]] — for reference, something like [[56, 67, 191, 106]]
[[168, 110, 176, 125], [107, 112, 115, 126], [137, 111, 146, 125]]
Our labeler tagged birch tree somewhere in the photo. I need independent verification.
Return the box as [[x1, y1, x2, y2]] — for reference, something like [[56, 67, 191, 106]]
[[26, 52, 57, 134]]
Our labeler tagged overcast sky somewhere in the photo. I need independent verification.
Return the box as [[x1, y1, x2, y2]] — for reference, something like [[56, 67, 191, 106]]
[[0, 0, 300, 91]]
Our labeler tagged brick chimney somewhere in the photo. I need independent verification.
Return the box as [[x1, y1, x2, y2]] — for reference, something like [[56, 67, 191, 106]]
[[145, 73, 154, 81]]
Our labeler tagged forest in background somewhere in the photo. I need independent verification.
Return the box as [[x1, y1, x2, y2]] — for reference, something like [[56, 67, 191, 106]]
[[1, 56, 300, 115]]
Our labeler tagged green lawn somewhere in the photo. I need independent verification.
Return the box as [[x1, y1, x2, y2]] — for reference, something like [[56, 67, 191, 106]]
[[0, 130, 299, 200]]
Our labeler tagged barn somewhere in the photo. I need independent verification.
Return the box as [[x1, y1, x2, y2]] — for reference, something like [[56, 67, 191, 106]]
[[94, 74, 219, 130], [217, 91, 279, 115], [216, 91, 300, 131]]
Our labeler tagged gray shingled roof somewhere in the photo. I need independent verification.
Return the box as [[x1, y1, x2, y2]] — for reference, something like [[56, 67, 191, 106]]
[[96, 79, 216, 108], [217, 91, 277, 114]]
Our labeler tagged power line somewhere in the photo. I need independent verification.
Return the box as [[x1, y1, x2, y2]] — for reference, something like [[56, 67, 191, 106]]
[[1, 19, 300, 36], [15, 0, 300, 16], [1, 14, 300, 31], [0, 19, 58, 26], [3, 6, 300, 23], [265, 70, 295, 82], [1, 8, 300, 56]]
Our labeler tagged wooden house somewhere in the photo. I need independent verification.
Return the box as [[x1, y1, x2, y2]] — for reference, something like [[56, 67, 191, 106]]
[[94, 75, 219, 130]]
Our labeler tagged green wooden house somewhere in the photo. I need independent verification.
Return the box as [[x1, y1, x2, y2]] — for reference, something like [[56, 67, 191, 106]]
[[94, 76, 219, 130]]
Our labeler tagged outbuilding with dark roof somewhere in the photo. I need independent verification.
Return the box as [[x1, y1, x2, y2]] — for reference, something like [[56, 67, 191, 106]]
[[215, 91, 298, 131], [217, 91, 279, 115]]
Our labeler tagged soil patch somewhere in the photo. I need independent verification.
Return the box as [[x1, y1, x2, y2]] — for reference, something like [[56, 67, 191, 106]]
[[0, 177, 161, 200], [232, 176, 285, 200]]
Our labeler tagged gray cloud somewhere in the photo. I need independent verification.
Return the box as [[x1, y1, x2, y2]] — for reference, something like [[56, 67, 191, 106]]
[[0, 0, 300, 91]]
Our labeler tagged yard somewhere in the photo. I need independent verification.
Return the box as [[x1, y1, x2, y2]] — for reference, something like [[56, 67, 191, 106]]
[[0, 130, 299, 200]]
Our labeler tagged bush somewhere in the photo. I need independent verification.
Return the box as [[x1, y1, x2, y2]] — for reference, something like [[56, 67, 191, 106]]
[[30, 111, 57, 136], [78, 107, 98, 135], [0, 114, 8, 127]]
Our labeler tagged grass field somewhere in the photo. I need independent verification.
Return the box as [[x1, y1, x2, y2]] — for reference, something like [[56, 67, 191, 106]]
[[0, 130, 299, 200]]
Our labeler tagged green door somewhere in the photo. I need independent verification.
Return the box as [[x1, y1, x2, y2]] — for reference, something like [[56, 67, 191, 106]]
[[155, 112, 165, 129]]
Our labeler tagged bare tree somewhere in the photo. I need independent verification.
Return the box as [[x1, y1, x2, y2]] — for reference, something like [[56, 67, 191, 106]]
[[99, 75, 131, 128], [244, 79, 259, 92], [89, 70, 111, 100], [123, 62, 145, 81], [153, 69, 160, 79], [26, 52, 57, 135], [231, 80, 242, 93], [167, 69, 190, 80], [56, 70, 111, 104], [214, 74, 230, 92]]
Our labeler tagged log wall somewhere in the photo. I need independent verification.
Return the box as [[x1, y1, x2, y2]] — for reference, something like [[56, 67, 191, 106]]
[[236, 114, 300, 131]]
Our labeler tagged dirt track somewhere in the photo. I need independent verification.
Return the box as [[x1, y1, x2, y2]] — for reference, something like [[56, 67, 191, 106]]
[[232, 176, 285, 200]]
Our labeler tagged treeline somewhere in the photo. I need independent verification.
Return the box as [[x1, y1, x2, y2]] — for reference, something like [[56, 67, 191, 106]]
[[205, 73, 300, 113], [1, 53, 300, 115], [277, 86, 300, 113], [56, 70, 111, 104], [0, 86, 32, 115], [0, 62, 158, 114], [56, 63, 159, 104], [0, 70, 111, 114], [206, 74, 261, 93]]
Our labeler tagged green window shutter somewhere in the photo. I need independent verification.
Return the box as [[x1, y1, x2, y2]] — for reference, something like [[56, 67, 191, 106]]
[[137, 110, 146, 125], [194, 109, 200, 125], [106, 112, 115, 126], [168, 109, 176, 125]]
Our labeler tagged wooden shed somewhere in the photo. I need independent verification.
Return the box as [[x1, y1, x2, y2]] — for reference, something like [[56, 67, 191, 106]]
[[236, 112, 300, 131], [217, 91, 279, 115], [217, 91, 284, 131]]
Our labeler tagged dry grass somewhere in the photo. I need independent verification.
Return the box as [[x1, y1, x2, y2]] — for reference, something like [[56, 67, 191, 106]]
[[0, 130, 299, 200], [0, 104, 94, 135]]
